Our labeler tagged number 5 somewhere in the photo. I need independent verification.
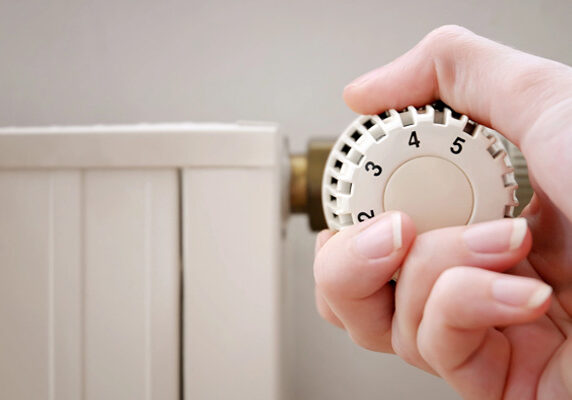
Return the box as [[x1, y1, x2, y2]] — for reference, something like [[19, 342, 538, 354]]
[[450, 136, 466, 154]]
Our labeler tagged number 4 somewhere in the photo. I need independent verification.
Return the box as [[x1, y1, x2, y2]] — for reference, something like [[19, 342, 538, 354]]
[[408, 131, 420, 148]]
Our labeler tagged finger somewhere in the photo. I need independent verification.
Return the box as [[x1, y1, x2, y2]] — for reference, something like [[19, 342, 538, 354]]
[[343, 25, 572, 221], [558, 339, 572, 397], [526, 332, 572, 399], [315, 287, 344, 329], [393, 218, 532, 368], [315, 230, 335, 255], [314, 211, 415, 352], [314, 230, 344, 328], [343, 25, 572, 149], [417, 267, 552, 400]]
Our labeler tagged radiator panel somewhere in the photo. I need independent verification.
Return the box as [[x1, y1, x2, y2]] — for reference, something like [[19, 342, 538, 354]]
[[183, 168, 282, 400], [0, 170, 180, 400], [0, 122, 284, 400]]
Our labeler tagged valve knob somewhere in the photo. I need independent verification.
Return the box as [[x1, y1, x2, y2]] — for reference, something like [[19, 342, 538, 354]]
[[322, 103, 518, 233]]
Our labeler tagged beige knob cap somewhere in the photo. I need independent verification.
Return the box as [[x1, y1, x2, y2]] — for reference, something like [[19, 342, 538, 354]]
[[384, 156, 474, 233]]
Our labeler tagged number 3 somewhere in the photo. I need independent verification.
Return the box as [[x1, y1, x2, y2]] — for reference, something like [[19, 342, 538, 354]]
[[365, 161, 382, 177]]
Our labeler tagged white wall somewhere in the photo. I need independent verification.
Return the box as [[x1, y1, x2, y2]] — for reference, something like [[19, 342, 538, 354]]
[[0, 1, 570, 399]]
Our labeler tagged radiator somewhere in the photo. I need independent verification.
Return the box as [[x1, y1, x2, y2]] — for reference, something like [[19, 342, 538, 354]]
[[0, 123, 286, 400]]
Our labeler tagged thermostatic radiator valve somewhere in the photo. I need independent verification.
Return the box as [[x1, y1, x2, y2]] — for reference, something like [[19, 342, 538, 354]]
[[290, 102, 532, 232]]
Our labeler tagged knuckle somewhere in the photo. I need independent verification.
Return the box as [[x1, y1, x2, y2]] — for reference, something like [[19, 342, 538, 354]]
[[313, 234, 360, 298], [416, 323, 435, 363], [317, 307, 336, 325], [420, 25, 476, 61], [424, 25, 472, 45], [350, 331, 389, 353], [313, 240, 336, 287], [315, 230, 333, 255], [313, 251, 338, 296], [313, 251, 327, 285], [426, 267, 471, 320], [434, 266, 469, 294], [392, 334, 420, 366], [315, 295, 337, 324], [401, 231, 449, 275]]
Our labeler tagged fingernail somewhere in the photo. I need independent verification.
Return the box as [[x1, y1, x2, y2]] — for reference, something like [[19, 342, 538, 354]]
[[345, 68, 379, 89], [492, 278, 552, 308], [463, 218, 527, 253], [354, 213, 402, 259]]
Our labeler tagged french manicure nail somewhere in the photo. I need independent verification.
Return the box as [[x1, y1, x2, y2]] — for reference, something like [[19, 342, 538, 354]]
[[354, 213, 402, 259], [492, 278, 552, 308], [345, 68, 380, 89], [463, 218, 527, 253]]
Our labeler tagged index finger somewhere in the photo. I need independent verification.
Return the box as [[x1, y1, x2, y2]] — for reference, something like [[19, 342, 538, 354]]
[[343, 25, 572, 149]]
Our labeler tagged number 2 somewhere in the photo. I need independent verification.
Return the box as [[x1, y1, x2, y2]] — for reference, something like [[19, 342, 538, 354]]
[[357, 210, 375, 222], [450, 136, 466, 154]]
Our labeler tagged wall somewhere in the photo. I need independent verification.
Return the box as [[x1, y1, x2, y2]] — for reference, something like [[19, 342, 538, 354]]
[[1, 1, 571, 399]]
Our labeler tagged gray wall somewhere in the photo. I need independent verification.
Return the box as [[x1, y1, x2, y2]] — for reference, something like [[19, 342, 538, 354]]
[[1, 1, 570, 399]]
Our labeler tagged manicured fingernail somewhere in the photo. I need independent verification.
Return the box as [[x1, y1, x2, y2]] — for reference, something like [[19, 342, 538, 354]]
[[354, 213, 402, 259], [492, 278, 552, 308], [345, 68, 379, 89], [463, 218, 527, 253]]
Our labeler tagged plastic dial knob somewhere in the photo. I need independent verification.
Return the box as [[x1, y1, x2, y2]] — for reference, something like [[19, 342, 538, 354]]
[[322, 103, 518, 233]]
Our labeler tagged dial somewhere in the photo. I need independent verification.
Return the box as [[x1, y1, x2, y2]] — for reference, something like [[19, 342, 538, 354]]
[[322, 103, 518, 232]]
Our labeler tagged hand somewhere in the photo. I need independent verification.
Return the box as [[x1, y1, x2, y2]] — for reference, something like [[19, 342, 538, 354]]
[[314, 25, 572, 399]]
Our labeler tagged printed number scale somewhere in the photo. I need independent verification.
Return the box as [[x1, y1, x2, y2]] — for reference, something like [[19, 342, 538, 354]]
[[322, 102, 518, 233]]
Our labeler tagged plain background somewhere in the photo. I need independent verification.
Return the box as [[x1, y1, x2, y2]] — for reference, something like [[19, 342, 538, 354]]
[[1, 1, 571, 399]]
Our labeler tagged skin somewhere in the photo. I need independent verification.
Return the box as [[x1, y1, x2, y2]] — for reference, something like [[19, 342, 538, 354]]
[[313, 25, 572, 399]]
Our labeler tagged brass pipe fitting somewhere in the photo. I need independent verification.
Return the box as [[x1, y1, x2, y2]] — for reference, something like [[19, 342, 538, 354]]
[[289, 140, 334, 231], [289, 154, 308, 214]]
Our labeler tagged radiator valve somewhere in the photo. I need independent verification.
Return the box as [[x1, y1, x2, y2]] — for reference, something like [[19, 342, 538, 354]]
[[290, 103, 532, 232]]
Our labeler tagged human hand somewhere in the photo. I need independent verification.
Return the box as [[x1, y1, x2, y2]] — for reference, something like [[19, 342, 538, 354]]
[[314, 25, 572, 399]]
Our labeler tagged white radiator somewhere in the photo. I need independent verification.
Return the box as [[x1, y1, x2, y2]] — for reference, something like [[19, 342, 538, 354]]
[[0, 123, 286, 400]]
